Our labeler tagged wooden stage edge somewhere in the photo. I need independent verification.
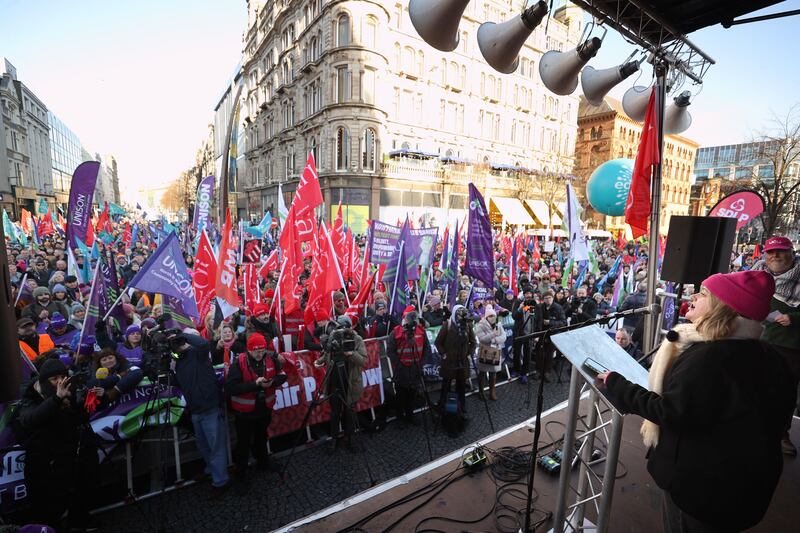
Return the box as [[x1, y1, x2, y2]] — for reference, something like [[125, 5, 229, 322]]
[[276, 400, 800, 533]]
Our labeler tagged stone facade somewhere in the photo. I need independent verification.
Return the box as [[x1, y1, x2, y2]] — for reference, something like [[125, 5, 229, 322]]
[[237, 0, 584, 226], [574, 95, 699, 234]]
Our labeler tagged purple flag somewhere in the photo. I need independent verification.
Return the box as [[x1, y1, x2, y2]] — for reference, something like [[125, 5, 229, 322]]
[[463, 184, 494, 288], [126, 233, 199, 318], [192, 175, 215, 232], [65, 161, 100, 252], [381, 218, 419, 284], [81, 257, 126, 344], [388, 238, 410, 319]]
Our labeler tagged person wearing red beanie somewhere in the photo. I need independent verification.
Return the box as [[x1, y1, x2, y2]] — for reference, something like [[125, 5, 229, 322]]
[[246, 302, 279, 344], [225, 331, 285, 486], [597, 270, 795, 532]]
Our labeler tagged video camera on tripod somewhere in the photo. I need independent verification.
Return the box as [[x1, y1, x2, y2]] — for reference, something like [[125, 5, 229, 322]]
[[141, 313, 186, 378], [323, 316, 357, 362]]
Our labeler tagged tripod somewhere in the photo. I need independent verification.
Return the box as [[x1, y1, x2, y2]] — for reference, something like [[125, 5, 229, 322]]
[[393, 328, 437, 462], [469, 338, 498, 435], [279, 346, 375, 487]]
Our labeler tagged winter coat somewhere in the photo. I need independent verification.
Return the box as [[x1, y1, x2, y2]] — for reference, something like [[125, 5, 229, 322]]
[[316, 332, 367, 405], [435, 319, 476, 380], [606, 322, 794, 530], [386, 324, 431, 387], [21, 300, 70, 324], [540, 302, 567, 329], [172, 334, 223, 414], [87, 360, 144, 398], [422, 307, 449, 327], [618, 290, 646, 329], [475, 317, 507, 373]]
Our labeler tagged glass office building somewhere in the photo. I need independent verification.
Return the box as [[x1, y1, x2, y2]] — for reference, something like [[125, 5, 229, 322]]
[[48, 111, 85, 194]]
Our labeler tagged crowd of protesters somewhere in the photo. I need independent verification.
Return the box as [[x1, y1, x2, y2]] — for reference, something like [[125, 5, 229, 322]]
[[4, 212, 799, 531]]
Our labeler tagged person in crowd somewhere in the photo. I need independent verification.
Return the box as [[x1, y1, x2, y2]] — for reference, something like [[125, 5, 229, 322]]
[[568, 286, 597, 324], [8, 262, 22, 286], [51, 283, 72, 306], [597, 270, 794, 532], [387, 306, 431, 424], [246, 302, 280, 341], [170, 331, 230, 496], [498, 288, 515, 313], [332, 291, 348, 318], [494, 276, 511, 302], [619, 281, 647, 329], [29, 257, 52, 288], [303, 309, 336, 351], [212, 322, 246, 365], [226, 332, 286, 486], [22, 286, 70, 325], [63, 275, 81, 302], [751, 235, 800, 455], [512, 287, 540, 383], [18, 316, 55, 361], [422, 295, 448, 327], [68, 302, 86, 331], [365, 301, 397, 338], [436, 305, 476, 418], [87, 348, 144, 403], [614, 327, 643, 362], [96, 322, 145, 366], [599, 289, 615, 315], [12, 359, 99, 530], [475, 306, 506, 401], [45, 312, 79, 347], [314, 316, 367, 452]]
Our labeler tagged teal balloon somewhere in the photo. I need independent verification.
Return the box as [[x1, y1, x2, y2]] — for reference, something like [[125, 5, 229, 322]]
[[586, 158, 634, 216]]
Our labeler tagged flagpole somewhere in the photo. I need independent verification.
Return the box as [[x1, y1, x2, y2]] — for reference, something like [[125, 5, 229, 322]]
[[388, 241, 405, 314], [78, 265, 101, 349], [321, 222, 351, 307], [14, 273, 28, 306], [268, 257, 288, 317]]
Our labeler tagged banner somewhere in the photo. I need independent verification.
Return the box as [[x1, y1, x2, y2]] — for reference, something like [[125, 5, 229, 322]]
[[368, 220, 438, 267], [267, 340, 384, 436], [708, 189, 765, 230], [423, 326, 442, 382], [66, 161, 101, 252], [192, 175, 215, 232], [463, 184, 495, 288]]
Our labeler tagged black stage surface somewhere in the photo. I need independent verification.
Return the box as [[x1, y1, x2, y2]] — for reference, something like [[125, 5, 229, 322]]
[[282, 400, 800, 532]]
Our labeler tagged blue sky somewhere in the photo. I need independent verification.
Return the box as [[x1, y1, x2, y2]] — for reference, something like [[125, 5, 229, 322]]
[[1, 0, 798, 198]]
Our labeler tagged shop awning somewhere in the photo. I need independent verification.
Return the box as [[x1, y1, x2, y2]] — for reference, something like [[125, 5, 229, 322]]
[[524, 200, 562, 227], [585, 229, 613, 239], [490, 197, 534, 225]]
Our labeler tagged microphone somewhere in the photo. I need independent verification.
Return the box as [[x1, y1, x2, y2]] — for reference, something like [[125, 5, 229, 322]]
[[95, 367, 109, 380], [613, 303, 661, 318]]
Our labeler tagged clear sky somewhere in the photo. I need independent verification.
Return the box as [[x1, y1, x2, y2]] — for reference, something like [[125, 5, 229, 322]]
[[1, 0, 798, 201], [0, 0, 246, 200]]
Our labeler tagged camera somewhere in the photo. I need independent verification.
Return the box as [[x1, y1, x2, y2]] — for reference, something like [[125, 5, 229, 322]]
[[324, 327, 356, 361], [141, 315, 185, 378]]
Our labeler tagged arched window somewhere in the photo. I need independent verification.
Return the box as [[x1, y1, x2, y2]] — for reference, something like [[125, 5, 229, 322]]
[[309, 137, 318, 167], [363, 16, 377, 48], [590, 127, 596, 139], [336, 127, 350, 170], [394, 42, 401, 69], [337, 14, 351, 46], [309, 37, 317, 61], [597, 125, 603, 138], [362, 128, 376, 171]]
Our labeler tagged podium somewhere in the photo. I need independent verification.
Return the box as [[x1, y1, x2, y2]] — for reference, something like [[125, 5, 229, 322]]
[[549, 325, 650, 533]]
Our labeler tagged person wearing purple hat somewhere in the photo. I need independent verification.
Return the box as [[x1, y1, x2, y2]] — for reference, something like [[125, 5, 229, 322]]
[[45, 312, 79, 347], [752, 235, 800, 455], [597, 270, 795, 532], [96, 322, 145, 365]]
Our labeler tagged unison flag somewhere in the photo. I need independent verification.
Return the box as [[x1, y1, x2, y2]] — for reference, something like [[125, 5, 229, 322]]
[[463, 184, 494, 288], [193, 175, 215, 232], [127, 232, 199, 319]]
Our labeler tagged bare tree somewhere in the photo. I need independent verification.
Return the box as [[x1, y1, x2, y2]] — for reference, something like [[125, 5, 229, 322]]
[[749, 105, 800, 237], [160, 170, 197, 218], [516, 153, 572, 235]]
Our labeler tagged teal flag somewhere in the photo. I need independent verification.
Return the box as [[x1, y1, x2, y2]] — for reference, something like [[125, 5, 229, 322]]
[[37, 198, 49, 216]]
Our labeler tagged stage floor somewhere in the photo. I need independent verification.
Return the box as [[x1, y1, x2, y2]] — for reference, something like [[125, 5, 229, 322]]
[[280, 400, 800, 532]]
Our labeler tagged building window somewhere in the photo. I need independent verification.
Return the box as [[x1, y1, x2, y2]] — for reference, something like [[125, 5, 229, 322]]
[[361, 68, 375, 104], [337, 14, 351, 46], [394, 3, 403, 28], [362, 128, 376, 171], [309, 137, 318, 165], [363, 16, 377, 48], [336, 127, 350, 170], [336, 66, 351, 102]]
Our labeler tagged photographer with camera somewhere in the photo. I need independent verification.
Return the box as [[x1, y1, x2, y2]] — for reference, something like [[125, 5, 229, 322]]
[[568, 286, 598, 325], [314, 315, 366, 453], [226, 333, 286, 485], [169, 331, 231, 496], [387, 306, 431, 424], [435, 305, 476, 420], [512, 286, 541, 383], [12, 359, 99, 530]]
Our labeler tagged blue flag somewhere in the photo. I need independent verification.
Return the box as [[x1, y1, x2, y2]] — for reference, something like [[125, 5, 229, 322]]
[[126, 233, 199, 318], [663, 282, 676, 331], [244, 211, 272, 239], [131, 223, 139, 244]]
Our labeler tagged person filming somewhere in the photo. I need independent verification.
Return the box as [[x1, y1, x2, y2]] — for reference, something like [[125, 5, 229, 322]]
[[314, 315, 366, 452], [387, 306, 431, 424], [596, 271, 795, 532]]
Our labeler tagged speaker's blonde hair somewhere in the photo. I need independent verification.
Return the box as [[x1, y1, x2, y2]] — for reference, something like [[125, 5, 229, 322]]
[[693, 286, 739, 340]]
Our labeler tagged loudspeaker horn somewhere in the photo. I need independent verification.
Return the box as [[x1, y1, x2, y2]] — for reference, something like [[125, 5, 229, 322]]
[[409, 0, 470, 52], [539, 37, 602, 95], [621, 85, 652, 122], [664, 91, 692, 134], [477, 1, 548, 74], [581, 60, 640, 106]]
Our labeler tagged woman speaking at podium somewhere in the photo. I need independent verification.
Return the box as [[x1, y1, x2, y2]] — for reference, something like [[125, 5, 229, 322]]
[[598, 270, 795, 532]]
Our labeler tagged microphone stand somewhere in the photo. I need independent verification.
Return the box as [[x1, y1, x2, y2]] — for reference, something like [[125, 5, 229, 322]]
[[516, 310, 635, 533]]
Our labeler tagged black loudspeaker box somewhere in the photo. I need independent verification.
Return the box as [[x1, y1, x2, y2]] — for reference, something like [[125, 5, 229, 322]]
[[661, 216, 737, 285]]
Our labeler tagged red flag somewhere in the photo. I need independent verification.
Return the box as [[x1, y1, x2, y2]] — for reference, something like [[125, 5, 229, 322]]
[[193, 230, 217, 323], [258, 249, 279, 281], [278, 208, 303, 315], [96, 202, 112, 234], [344, 271, 376, 325], [244, 263, 260, 311], [123, 222, 132, 247], [85, 214, 95, 247], [38, 210, 55, 237], [753, 243, 761, 258], [624, 89, 660, 238], [215, 209, 241, 318], [291, 152, 324, 243], [358, 239, 371, 290], [303, 225, 343, 331], [333, 203, 347, 272], [349, 231, 360, 286], [616, 229, 626, 251], [20, 209, 32, 235], [532, 235, 541, 266], [57, 212, 67, 234]]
